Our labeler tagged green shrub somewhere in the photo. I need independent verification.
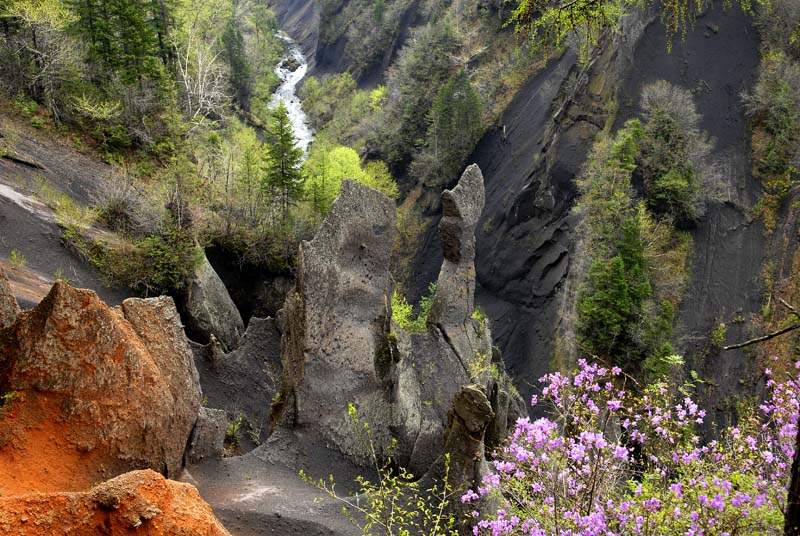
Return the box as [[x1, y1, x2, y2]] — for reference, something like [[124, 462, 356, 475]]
[[301, 403, 459, 536], [9, 249, 26, 268], [392, 282, 437, 333], [90, 225, 203, 296]]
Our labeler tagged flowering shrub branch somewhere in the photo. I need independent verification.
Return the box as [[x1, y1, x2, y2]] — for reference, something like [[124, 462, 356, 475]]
[[464, 359, 799, 535]]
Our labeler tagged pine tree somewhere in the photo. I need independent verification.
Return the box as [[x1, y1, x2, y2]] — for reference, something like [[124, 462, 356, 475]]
[[263, 101, 304, 227], [422, 68, 482, 184], [68, 0, 165, 83], [223, 17, 251, 108]]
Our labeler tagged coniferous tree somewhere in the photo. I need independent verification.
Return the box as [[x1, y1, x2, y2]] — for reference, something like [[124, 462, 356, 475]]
[[68, 0, 164, 82], [263, 101, 304, 227], [429, 69, 481, 165], [223, 17, 251, 108], [413, 68, 482, 185]]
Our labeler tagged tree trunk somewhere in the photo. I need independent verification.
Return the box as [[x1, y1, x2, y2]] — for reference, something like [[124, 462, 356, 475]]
[[785, 424, 800, 536]]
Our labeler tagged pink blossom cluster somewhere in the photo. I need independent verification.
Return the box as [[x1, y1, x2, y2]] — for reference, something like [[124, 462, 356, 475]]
[[463, 359, 800, 535]]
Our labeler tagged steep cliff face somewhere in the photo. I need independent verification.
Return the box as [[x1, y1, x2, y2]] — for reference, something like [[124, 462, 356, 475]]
[[408, 40, 625, 402], [406, 5, 769, 414], [269, 0, 427, 83], [268, 0, 320, 66], [614, 4, 763, 426]]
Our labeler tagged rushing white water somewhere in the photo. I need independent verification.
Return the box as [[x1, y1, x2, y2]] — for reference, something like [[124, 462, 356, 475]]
[[270, 32, 314, 155]]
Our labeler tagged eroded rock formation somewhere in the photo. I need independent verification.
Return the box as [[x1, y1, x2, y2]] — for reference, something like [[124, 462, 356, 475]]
[[0, 281, 201, 495], [275, 169, 524, 476], [430, 163, 484, 327], [421, 384, 497, 523], [0, 266, 19, 328], [0, 470, 230, 535], [192, 317, 282, 449], [182, 253, 244, 351], [278, 179, 397, 462]]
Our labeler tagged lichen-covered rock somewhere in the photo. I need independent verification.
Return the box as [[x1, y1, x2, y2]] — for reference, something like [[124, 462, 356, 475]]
[[429, 164, 484, 327], [0, 266, 20, 329], [0, 470, 230, 535], [187, 407, 228, 464], [192, 317, 282, 450], [0, 281, 201, 495], [182, 253, 244, 351]]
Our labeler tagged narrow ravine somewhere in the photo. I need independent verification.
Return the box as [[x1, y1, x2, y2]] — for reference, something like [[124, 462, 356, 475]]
[[271, 32, 314, 154]]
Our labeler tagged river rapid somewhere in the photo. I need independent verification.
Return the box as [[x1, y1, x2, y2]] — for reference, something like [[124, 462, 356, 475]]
[[270, 32, 314, 155]]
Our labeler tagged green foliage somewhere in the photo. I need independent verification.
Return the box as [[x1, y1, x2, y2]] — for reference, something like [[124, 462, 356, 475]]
[[301, 403, 459, 536], [9, 249, 27, 269], [68, 0, 168, 83], [369, 85, 387, 112], [508, 0, 767, 56], [299, 73, 358, 128], [576, 122, 642, 254], [471, 306, 487, 331], [225, 414, 244, 449], [374, 22, 459, 167], [412, 70, 483, 186], [574, 91, 703, 367], [263, 101, 304, 224], [223, 17, 252, 108], [304, 144, 398, 217], [392, 283, 437, 333], [744, 51, 800, 201], [710, 321, 728, 348], [467, 351, 492, 381], [0, 391, 18, 409], [578, 255, 637, 358], [90, 224, 203, 296]]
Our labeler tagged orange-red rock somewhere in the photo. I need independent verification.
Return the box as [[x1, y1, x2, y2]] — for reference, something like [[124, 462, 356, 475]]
[[0, 281, 200, 495], [0, 469, 231, 535]]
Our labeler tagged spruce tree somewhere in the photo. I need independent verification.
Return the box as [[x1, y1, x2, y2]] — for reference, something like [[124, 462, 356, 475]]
[[263, 101, 304, 227], [422, 69, 482, 183], [223, 18, 252, 108]]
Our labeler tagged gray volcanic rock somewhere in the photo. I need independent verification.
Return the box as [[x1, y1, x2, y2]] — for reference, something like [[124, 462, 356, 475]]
[[0, 266, 19, 329], [276, 173, 523, 477], [429, 164, 484, 327], [187, 407, 228, 464], [421, 385, 498, 530], [191, 317, 282, 450], [280, 179, 397, 463], [183, 254, 244, 351]]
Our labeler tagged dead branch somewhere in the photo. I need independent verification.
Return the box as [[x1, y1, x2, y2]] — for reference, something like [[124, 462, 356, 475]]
[[722, 322, 800, 351]]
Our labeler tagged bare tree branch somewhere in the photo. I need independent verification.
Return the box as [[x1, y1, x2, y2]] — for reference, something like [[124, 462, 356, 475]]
[[722, 322, 800, 350]]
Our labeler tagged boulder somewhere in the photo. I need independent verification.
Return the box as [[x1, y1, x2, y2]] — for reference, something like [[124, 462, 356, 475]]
[[192, 317, 282, 450], [0, 469, 230, 535], [182, 253, 244, 351], [0, 281, 201, 495], [186, 407, 228, 464], [0, 266, 20, 329]]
